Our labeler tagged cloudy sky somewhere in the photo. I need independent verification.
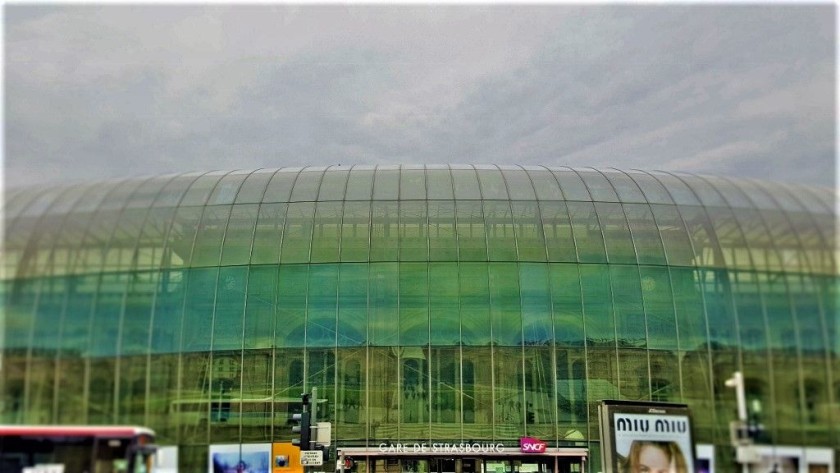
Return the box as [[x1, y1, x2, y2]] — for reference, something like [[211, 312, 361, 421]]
[[4, 4, 836, 189]]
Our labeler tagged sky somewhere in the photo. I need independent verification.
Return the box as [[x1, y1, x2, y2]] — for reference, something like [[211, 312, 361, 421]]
[[3, 4, 837, 190]]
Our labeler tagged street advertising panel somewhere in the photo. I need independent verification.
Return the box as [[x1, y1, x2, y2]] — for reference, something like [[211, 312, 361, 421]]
[[599, 400, 696, 473], [272, 442, 303, 473], [209, 444, 271, 473]]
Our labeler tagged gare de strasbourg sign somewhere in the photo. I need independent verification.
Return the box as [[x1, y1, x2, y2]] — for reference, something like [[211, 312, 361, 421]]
[[375, 438, 547, 455]]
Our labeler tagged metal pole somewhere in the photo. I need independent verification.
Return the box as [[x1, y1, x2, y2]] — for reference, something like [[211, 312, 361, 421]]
[[726, 371, 749, 473]]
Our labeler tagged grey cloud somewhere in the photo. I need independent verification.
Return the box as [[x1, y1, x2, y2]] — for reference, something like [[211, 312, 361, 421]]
[[4, 4, 835, 189]]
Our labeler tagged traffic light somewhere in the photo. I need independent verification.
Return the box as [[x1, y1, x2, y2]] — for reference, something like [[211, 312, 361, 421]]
[[291, 393, 312, 450]]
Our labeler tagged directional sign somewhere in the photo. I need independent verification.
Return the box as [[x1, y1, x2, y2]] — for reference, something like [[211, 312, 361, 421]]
[[300, 450, 324, 466]]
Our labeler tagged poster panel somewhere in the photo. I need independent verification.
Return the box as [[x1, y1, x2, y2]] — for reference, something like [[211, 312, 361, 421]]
[[209, 443, 271, 473], [599, 400, 696, 473], [272, 442, 304, 473]]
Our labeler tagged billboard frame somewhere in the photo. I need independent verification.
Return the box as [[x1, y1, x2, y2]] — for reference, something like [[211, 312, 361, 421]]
[[598, 400, 697, 473]]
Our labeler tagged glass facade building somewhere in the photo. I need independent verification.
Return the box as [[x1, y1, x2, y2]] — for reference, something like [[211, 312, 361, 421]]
[[1, 165, 837, 471]]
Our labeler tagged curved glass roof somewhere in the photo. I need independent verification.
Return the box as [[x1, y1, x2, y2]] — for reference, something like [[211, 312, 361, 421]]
[[3, 165, 836, 279]]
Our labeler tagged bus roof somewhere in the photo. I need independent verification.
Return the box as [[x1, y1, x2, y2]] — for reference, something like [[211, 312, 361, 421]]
[[0, 425, 155, 437]]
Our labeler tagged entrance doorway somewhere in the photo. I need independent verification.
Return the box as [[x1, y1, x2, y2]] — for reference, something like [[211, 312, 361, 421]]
[[366, 457, 581, 473]]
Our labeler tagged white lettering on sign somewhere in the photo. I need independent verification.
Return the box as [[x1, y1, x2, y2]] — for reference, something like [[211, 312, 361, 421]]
[[377, 443, 505, 454]]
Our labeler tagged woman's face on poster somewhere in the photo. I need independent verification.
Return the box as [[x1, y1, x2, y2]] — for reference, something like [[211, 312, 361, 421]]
[[636, 444, 673, 473]]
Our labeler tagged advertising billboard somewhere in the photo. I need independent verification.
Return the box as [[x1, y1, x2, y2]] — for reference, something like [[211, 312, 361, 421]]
[[599, 401, 696, 473]]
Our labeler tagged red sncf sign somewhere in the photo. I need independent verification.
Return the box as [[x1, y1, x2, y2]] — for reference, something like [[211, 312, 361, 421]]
[[519, 437, 546, 453]]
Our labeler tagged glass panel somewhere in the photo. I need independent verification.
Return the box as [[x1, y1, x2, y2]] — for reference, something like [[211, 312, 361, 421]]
[[494, 345, 523, 435], [263, 170, 299, 203], [523, 346, 557, 439], [400, 359, 429, 438], [462, 347, 491, 436], [596, 203, 636, 264], [220, 204, 259, 266], [760, 208, 806, 274], [189, 205, 231, 267], [400, 201, 428, 261], [208, 172, 249, 205], [502, 169, 537, 200], [307, 265, 338, 347], [460, 263, 491, 346], [57, 275, 95, 424], [639, 266, 678, 352], [210, 266, 247, 443], [576, 169, 618, 202], [340, 201, 371, 262], [550, 264, 587, 431], [624, 204, 667, 266], [539, 201, 576, 263], [338, 264, 367, 347], [370, 202, 399, 261], [180, 173, 227, 207], [624, 171, 674, 205], [455, 201, 487, 261], [701, 269, 739, 348], [511, 202, 546, 262], [280, 202, 315, 264], [527, 169, 564, 201], [116, 274, 155, 425], [250, 203, 286, 265], [345, 169, 374, 200], [400, 169, 427, 200], [181, 268, 218, 354], [428, 201, 458, 261], [579, 265, 618, 409], [520, 264, 552, 345], [337, 346, 368, 441], [429, 263, 459, 345], [28, 278, 62, 423], [235, 170, 276, 204], [148, 269, 185, 441], [679, 206, 723, 268], [476, 168, 509, 200], [651, 205, 695, 267], [311, 201, 343, 263], [551, 168, 591, 201], [318, 168, 350, 201], [489, 263, 521, 346], [290, 169, 324, 202], [275, 265, 308, 348], [452, 169, 481, 200], [153, 174, 203, 208], [369, 346, 398, 438], [241, 266, 277, 441], [426, 168, 454, 200], [431, 347, 461, 426], [400, 263, 429, 346], [484, 201, 516, 261], [650, 173, 701, 206], [370, 263, 399, 346], [373, 169, 399, 200], [567, 202, 607, 263], [602, 170, 646, 203], [611, 265, 646, 349]]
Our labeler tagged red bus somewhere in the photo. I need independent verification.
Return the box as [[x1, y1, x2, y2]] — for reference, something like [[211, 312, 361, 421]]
[[0, 425, 157, 473]]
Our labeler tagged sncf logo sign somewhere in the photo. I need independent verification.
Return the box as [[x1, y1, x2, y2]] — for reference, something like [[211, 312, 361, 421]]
[[519, 437, 546, 454]]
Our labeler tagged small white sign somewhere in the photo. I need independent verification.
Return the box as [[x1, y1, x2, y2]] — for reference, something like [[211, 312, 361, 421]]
[[300, 450, 324, 466], [24, 465, 64, 473]]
